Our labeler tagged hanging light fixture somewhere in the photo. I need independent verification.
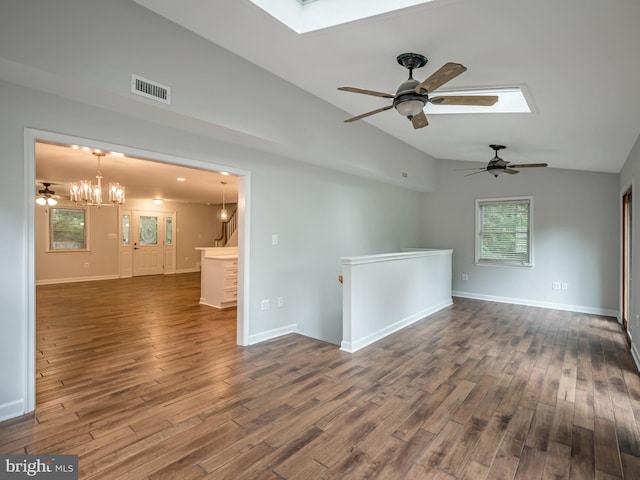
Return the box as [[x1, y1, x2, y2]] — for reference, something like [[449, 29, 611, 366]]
[[220, 181, 228, 221], [70, 151, 125, 207]]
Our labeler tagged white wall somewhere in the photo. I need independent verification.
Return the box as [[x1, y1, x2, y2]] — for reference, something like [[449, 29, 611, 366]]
[[619, 132, 640, 365], [341, 250, 452, 352], [0, 79, 424, 420], [35, 202, 119, 283], [124, 199, 220, 272], [0, 0, 435, 421], [0, 0, 630, 422], [421, 159, 620, 315], [34, 199, 220, 282], [0, 0, 436, 193]]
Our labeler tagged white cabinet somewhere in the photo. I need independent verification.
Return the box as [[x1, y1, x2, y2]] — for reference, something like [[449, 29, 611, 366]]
[[200, 255, 238, 309]]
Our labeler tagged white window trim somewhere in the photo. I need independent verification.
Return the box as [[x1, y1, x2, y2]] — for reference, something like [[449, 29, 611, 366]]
[[475, 195, 534, 268], [45, 205, 90, 252]]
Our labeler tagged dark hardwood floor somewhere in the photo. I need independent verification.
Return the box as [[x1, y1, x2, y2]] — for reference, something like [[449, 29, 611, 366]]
[[1, 273, 640, 479]]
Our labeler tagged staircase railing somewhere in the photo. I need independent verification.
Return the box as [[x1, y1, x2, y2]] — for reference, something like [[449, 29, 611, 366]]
[[214, 208, 237, 247]]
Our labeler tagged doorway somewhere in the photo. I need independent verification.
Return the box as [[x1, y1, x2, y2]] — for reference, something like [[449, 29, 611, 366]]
[[26, 128, 251, 413], [622, 186, 632, 340]]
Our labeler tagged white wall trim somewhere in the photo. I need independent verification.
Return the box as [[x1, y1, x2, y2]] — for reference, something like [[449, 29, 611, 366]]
[[620, 177, 634, 342], [24, 127, 252, 416], [453, 291, 618, 318], [23, 130, 36, 415], [175, 267, 201, 274], [0, 399, 26, 423], [631, 342, 640, 372], [36, 271, 202, 284], [248, 324, 297, 345], [340, 299, 452, 353], [36, 274, 120, 286]]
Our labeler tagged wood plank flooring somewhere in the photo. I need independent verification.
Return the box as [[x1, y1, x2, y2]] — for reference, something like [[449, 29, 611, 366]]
[[2, 273, 640, 479]]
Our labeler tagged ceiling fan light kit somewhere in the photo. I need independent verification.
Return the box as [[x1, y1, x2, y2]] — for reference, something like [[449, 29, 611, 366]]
[[338, 53, 498, 129], [36, 182, 58, 206]]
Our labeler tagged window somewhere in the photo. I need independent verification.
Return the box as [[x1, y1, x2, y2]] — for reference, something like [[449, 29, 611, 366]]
[[122, 214, 130, 245], [475, 196, 533, 267], [49, 207, 88, 251], [165, 217, 173, 246]]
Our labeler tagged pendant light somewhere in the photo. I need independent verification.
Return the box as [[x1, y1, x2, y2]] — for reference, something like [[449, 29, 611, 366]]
[[220, 181, 228, 221]]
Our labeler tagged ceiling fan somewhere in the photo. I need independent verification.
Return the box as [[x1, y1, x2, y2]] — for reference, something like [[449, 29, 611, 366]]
[[338, 53, 499, 129], [36, 182, 60, 205], [464, 145, 549, 178]]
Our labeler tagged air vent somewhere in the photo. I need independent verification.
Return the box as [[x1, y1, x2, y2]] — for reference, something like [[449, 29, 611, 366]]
[[131, 74, 171, 104]]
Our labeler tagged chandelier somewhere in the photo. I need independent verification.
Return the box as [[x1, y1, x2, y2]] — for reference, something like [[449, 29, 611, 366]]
[[70, 152, 125, 206]]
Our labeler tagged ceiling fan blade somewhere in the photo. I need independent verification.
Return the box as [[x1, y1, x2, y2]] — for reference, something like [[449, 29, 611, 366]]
[[504, 169, 520, 175], [415, 62, 467, 94], [344, 105, 393, 123], [508, 163, 548, 168], [411, 111, 428, 129], [464, 170, 488, 177], [338, 86, 395, 99], [429, 95, 499, 106]]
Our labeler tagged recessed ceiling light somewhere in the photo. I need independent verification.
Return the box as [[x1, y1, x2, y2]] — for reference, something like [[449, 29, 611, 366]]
[[153, 198, 164, 205], [176, 177, 186, 182]]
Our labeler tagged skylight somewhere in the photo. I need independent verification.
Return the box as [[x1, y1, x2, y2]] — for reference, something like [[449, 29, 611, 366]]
[[426, 87, 532, 114], [250, 0, 444, 34]]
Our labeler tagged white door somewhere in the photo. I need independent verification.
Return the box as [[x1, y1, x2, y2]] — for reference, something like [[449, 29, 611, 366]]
[[132, 211, 164, 276]]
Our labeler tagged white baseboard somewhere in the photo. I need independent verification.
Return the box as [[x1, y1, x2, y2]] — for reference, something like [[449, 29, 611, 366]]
[[176, 267, 200, 274], [452, 291, 618, 318], [340, 299, 453, 353], [0, 399, 26, 423], [36, 274, 120, 286], [249, 324, 298, 345]]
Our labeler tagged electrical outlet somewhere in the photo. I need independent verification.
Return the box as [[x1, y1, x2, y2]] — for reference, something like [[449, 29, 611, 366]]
[[261, 299, 270, 310], [561, 283, 568, 291], [552, 282, 561, 290], [277, 296, 284, 308], [462, 273, 469, 281], [272, 234, 278, 245]]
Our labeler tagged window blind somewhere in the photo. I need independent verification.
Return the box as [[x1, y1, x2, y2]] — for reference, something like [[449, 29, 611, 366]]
[[478, 199, 530, 265]]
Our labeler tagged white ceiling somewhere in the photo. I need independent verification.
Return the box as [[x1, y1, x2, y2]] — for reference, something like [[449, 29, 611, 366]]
[[36, 142, 239, 205], [133, 0, 640, 173]]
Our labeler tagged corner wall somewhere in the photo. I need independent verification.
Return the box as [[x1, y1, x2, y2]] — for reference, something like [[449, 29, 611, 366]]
[[421, 159, 619, 315], [619, 132, 640, 367]]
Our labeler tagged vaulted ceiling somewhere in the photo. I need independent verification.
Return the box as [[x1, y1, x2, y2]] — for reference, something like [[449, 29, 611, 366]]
[[133, 0, 640, 174]]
